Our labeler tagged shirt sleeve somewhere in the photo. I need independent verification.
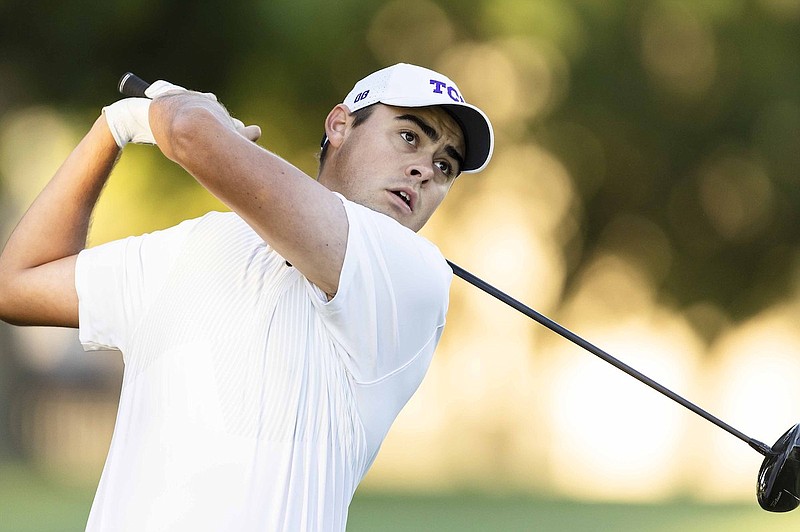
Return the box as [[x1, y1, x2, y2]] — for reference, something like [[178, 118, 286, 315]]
[[309, 194, 453, 384], [75, 217, 201, 353]]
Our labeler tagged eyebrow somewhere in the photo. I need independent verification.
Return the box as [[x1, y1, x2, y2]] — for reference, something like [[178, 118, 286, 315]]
[[395, 114, 465, 174], [396, 114, 439, 141]]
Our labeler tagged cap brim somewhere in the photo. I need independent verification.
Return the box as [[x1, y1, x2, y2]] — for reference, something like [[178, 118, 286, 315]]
[[440, 103, 493, 174]]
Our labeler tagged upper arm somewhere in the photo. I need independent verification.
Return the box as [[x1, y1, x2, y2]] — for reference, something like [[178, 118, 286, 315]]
[[227, 146, 348, 296], [0, 255, 78, 327], [151, 99, 348, 296]]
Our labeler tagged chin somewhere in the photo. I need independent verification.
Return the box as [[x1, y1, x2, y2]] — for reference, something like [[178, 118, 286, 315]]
[[360, 199, 425, 231], [403, 218, 424, 233], [385, 210, 421, 232]]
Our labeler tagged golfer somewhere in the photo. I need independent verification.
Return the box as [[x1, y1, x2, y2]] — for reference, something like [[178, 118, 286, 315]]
[[0, 63, 493, 530]]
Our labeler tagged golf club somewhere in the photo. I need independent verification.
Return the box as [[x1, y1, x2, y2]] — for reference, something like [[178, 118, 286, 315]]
[[447, 260, 800, 512], [117, 72, 800, 512]]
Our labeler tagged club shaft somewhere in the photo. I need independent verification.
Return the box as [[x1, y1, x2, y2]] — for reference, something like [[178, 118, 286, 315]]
[[448, 260, 773, 456]]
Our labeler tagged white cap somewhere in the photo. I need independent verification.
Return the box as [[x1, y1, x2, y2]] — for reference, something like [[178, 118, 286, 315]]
[[340, 63, 494, 173]]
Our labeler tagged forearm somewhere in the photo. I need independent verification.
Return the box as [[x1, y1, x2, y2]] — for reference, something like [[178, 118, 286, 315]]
[[151, 96, 293, 215], [0, 116, 119, 326], [1, 116, 119, 269]]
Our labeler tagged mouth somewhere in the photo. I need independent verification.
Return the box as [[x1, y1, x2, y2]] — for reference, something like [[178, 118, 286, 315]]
[[389, 189, 414, 212]]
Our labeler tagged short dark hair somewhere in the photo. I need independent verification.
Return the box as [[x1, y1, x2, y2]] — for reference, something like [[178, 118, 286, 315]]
[[318, 105, 377, 169]]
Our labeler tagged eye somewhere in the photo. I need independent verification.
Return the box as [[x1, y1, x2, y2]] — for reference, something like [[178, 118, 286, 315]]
[[435, 160, 453, 177], [400, 131, 417, 145]]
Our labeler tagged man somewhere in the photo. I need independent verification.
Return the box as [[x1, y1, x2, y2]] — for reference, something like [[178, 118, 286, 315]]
[[0, 63, 493, 530]]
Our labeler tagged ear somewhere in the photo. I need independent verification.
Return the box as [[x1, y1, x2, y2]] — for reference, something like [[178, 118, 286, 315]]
[[324, 104, 351, 149]]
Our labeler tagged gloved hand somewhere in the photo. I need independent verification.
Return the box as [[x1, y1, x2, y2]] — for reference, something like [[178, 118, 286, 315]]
[[104, 79, 258, 146], [102, 98, 155, 148], [147, 80, 259, 141], [102, 80, 199, 148], [145, 80, 213, 100]]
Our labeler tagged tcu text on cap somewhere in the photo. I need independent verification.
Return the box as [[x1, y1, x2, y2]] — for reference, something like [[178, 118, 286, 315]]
[[429, 79, 465, 103]]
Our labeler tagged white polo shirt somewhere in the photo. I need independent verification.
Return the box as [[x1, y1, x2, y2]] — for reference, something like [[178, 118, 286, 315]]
[[75, 195, 451, 531]]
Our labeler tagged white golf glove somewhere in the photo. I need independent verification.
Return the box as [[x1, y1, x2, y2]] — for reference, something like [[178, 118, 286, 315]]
[[103, 79, 255, 146], [144, 80, 209, 100], [102, 98, 155, 148], [146, 81, 255, 138], [102, 80, 204, 148]]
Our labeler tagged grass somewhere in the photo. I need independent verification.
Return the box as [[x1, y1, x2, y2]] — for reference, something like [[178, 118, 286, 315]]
[[2, 462, 800, 531], [0, 463, 94, 532], [348, 492, 800, 531]]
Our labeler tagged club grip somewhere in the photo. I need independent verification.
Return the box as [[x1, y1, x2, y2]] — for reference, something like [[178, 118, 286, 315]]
[[118, 72, 151, 97]]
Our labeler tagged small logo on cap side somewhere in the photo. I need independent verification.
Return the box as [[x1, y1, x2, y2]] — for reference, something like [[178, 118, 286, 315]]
[[430, 79, 465, 103], [353, 90, 370, 104]]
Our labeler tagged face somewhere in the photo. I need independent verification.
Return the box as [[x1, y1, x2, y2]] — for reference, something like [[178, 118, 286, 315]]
[[319, 104, 466, 232]]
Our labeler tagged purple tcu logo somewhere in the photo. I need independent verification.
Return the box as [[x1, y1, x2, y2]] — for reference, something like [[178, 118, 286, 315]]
[[430, 79, 465, 103]]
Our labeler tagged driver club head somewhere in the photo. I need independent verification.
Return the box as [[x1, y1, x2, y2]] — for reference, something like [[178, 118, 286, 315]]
[[757, 423, 800, 512]]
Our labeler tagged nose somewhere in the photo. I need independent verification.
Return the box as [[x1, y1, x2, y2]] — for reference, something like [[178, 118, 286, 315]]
[[405, 159, 436, 183]]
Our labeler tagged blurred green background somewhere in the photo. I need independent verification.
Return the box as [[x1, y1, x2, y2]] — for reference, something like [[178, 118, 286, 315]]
[[1, 0, 800, 530]]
